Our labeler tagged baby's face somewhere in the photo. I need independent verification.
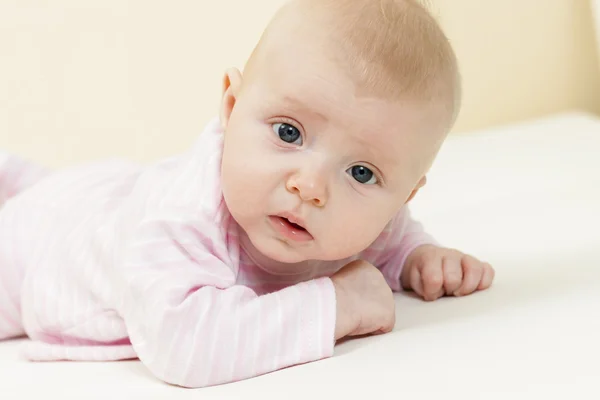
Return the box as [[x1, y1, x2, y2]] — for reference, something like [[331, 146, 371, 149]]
[[220, 49, 444, 266]]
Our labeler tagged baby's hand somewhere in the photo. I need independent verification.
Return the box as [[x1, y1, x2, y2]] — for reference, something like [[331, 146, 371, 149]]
[[332, 260, 396, 340], [401, 245, 495, 301]]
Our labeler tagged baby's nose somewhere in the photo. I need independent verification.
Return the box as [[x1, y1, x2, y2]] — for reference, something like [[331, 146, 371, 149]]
[[286, 168, 328, 207]]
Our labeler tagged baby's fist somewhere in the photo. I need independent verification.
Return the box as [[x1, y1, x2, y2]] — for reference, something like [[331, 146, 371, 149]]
[[400, 245, 495, 301]]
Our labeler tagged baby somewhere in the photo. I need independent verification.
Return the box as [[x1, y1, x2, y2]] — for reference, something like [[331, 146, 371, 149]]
[[0, 0, 494, 389]]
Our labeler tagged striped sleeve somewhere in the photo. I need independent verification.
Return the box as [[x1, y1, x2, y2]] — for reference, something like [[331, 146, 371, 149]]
[[116, 215, 336, 388]]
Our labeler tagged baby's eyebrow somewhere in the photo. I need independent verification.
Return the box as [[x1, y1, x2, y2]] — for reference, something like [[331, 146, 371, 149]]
[[281, 95, 328, 123], [355, 137, 406, 177]]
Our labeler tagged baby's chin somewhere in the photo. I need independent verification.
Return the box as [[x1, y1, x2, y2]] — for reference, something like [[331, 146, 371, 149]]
[[255, 236, 357, 264], [254, 238, 314, 264]]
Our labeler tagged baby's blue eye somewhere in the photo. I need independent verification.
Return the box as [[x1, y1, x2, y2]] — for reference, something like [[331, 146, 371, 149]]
[[273, 123, 302, 145], [347, 165, 378, 185]]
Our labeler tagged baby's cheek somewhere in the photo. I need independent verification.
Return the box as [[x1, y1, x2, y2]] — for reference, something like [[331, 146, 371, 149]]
[[223, 159, 274, 216], [325, 218, 383, 259], [222, 164, 251, 212]]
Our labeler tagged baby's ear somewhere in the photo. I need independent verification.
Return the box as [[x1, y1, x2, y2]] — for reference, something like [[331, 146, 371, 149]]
[[219, 68, 243, 129], [405, 176, 427, 203]]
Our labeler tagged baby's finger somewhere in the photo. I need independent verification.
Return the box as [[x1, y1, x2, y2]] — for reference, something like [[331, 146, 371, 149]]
[[478, 262, 495, 290], [442, 256, 463, 295], [421, 258, 444, 301], [454, 256, 483, 296], [409, 265, 424, 298]]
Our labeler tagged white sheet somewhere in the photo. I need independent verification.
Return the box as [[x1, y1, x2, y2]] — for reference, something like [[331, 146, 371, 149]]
[[1, 112, 599, 399]]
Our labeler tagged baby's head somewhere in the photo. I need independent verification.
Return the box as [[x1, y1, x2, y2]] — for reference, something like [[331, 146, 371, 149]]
[[219, 0, 460, 268]]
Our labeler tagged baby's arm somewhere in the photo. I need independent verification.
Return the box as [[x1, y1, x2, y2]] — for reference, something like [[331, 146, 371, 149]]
[[114, 212, 336, 388], [366, 206, 439, 292], [105, 145, 341, 388]]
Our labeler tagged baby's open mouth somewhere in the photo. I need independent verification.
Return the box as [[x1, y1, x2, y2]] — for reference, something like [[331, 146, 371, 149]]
[[269, 215, 313, 242], [283, 218, 306, 231]]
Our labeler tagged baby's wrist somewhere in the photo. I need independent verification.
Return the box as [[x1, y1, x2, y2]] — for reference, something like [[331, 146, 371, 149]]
[[332, 279, 358, 340]]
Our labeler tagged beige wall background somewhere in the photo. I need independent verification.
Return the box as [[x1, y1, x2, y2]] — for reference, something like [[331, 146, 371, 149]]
[[434, 0, 600, 133], [1, 0, 599, 167]]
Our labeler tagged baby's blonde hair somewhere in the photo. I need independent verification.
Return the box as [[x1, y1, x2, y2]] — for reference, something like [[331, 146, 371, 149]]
[[247, 0, 461, 132]]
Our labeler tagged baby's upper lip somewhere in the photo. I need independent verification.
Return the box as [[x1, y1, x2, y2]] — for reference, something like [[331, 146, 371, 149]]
[[277, 211, 308, 231]]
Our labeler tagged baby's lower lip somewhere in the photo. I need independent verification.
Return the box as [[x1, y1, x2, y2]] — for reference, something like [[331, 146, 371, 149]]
[[268, 216, 313, 242]]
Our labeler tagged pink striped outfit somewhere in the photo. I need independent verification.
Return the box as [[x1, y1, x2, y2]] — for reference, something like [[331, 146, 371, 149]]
[[0, 118, 435, 388]]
